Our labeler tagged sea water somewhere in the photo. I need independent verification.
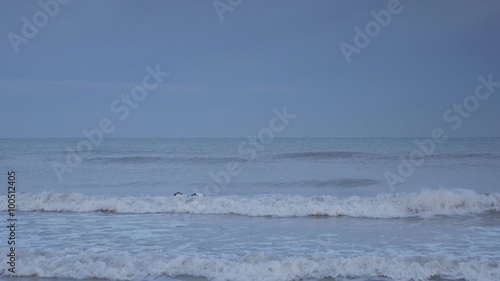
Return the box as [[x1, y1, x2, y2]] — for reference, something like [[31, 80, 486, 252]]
[[0, 138, 499, 281]]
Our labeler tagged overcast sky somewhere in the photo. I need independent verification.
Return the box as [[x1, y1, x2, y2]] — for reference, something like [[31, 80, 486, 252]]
[[1, 0, 499, 138]]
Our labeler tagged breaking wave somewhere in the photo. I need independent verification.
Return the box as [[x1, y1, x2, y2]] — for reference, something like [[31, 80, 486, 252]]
[[5, 189, 500, 218], [1, 248, 498, 281]]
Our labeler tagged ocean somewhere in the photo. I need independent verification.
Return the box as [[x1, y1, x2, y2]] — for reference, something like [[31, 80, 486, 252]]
[[0, 138, 499, 281]]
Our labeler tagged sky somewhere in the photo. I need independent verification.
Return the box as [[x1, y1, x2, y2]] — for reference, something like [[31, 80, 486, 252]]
[[1, 0, 499, 138]]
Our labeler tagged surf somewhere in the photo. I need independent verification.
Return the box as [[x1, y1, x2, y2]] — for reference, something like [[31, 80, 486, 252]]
[[4, 189, 500, 218]]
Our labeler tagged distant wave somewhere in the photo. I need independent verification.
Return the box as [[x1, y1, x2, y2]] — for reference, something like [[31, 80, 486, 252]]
[[2, 248, 498, 281], [6, 189, 500, 218], [431, 153, 500, 160], [87, 156, 165, 164], [255, 178, 380, 188], [274, 151, 500, 161], [86, 156, 248, 164], [275, 151, 393, 160], [306, 178, 380, 187]]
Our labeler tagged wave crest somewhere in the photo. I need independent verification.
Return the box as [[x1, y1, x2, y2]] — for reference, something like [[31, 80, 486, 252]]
[[3, 249, 499, 281], [6, 189, 500, 218]]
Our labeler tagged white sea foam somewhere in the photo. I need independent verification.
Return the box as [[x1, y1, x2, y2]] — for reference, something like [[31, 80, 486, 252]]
[[5, 189, 500, 218], [1, 248, 499, 281]]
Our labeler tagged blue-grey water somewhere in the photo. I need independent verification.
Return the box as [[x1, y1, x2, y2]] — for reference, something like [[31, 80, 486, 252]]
[[1, 138, 499, 281]]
